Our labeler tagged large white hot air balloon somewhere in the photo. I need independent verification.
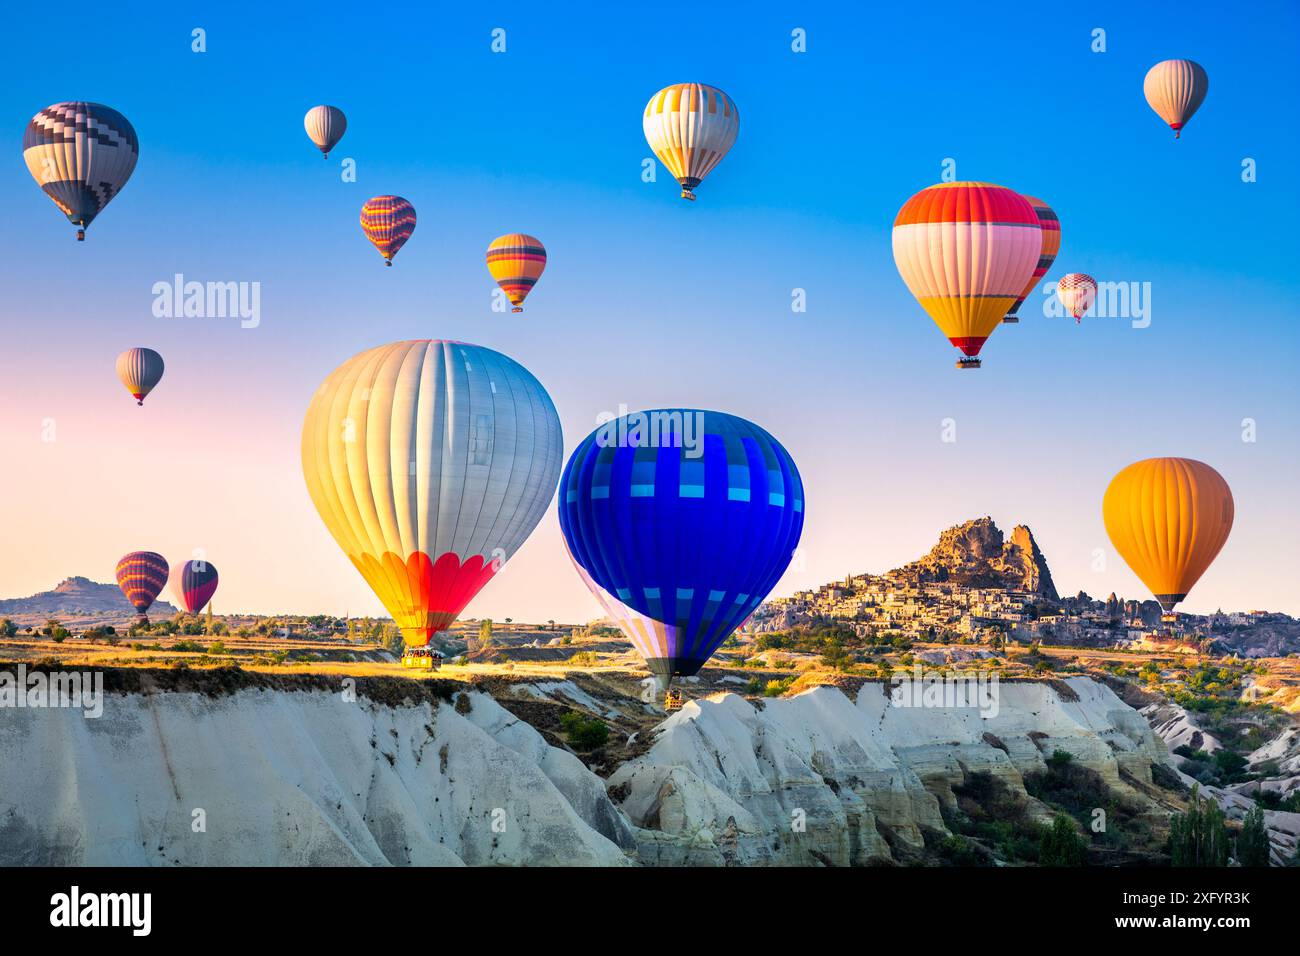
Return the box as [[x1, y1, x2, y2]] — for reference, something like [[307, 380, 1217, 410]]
[[1143, 60, 1208, 138], [643, 83, 739, 201], [301, 340, 563, 647]]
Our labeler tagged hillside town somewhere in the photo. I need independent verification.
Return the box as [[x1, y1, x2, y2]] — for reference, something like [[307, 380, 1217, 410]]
[[753, 517, 1300, 659]]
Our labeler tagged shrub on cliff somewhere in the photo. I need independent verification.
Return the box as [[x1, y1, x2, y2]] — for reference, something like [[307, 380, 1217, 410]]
[[1039, 815, 1086, 866]]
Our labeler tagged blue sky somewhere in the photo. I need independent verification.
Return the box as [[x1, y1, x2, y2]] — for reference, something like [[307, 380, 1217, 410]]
[[0, 0, 1296, 619]]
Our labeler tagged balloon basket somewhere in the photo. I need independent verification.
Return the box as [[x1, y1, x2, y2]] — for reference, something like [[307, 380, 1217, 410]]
[[385, 260, 392, 267], [956, 357, 982, 370], [663, 688, 685, 711], [1001, 316, 1019, 324], [679, 190, 696, 201], [401, 654, 439, 671], [76, 229, 85, 241], [511, 307, 523, 313]]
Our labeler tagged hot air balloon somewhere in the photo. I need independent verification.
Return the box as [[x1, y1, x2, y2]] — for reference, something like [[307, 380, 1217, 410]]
[[115, 551, 169, 623], [892, 182, 1041, 368], [558, 409, 805, 706], [1103, 458, 1233, 619], [486, 234, 547, 312], [643, 84, 739, 201], [1003, 196, 1061, 324], [304, 105, 347, 158], [116, 347, 164, 406], [23, 102, 139, 240], [173, 560, 219, 615], [1057, 273, 1097, 323], [1144, 60, 1208, 138], [301, 340, 562, 649], [360, 196, 416, 266]]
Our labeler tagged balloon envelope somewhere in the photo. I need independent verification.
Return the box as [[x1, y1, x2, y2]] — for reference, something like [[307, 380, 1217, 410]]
[[116, 347, 164, 405], [486, 234, 547, 311], [643, 84, 739, 200], [559, 409, 804, 687], [23, 102, 138, 239], [173, 560, 219, 614], [304, 105, 346, 157], [1144, 60, 1208, 138], [1103, 457, 1233, 612], [360, 196, 416, 264], [301, 340, 563, 646], [116, 551, 169, 616], [1057, 273, 1097, 322], [892, 182, 1040, 365], [1005, 196, 1061, 320]]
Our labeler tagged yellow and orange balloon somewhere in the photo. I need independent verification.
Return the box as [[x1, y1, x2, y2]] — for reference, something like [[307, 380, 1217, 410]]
[[643, 83, 739, 201], [1103, 457, 1234, 615], [486, 234, 547, 312]]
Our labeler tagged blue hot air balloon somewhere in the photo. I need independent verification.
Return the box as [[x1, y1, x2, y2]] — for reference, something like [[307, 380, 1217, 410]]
[[559, 409, 805, 701]]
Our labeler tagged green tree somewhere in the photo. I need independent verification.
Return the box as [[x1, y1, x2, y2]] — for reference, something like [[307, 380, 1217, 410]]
[[560, 712, 609, 750], [1235, 806, 1270, 867], [1169, 785, 1231, 866], [478, 619, 493, 646], [0, 618, 17, 638], [1038, 815, 1086, 867]]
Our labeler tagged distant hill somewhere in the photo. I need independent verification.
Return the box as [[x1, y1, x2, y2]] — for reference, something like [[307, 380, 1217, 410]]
[[0, 576, 179, 622]]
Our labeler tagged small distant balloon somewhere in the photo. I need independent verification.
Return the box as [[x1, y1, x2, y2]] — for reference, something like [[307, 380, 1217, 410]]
[[173, 560, 219, 614], [643, 84, 739, 201], [360, 196, 416, 266], [116, 347, 164, 405], [1057, 273, 1097, 323], [23, 102, 139, 240], [304, 105, 347, 158], [486, 234, 547, 312], [1143, 60, 1208, 138], [115, 551, 169, 622]]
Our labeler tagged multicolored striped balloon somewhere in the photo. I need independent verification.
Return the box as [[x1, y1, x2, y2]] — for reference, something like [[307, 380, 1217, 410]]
[[360, 195, 416, 266], [1144, 60, 1208, 139], [1057, 272, 1097, 323], [304, 105, 347, 158], [486, 234, 547, 312], [643, 83, 739, 201], [558, 409, 804, 693], [23, 102, 139, 241], [116, 347, 164, 406], [301, 341, 562, 647], [115, 551, 169, 620], [1003, 196, 1061, 323], [892, 182, 1041, 368], [173, 560, 219, 614]]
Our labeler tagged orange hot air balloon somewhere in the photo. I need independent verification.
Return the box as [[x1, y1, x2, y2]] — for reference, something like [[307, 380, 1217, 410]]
[[1144, 59, 1208, 138], [892, 182, 1041, 369], [1103, 457, 1234, 616], [1003, 196, 1061, 324], [486, 234, 547, 312]]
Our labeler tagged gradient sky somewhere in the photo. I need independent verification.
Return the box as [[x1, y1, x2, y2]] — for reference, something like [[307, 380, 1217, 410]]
[[1, 1, 1297, 623]]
